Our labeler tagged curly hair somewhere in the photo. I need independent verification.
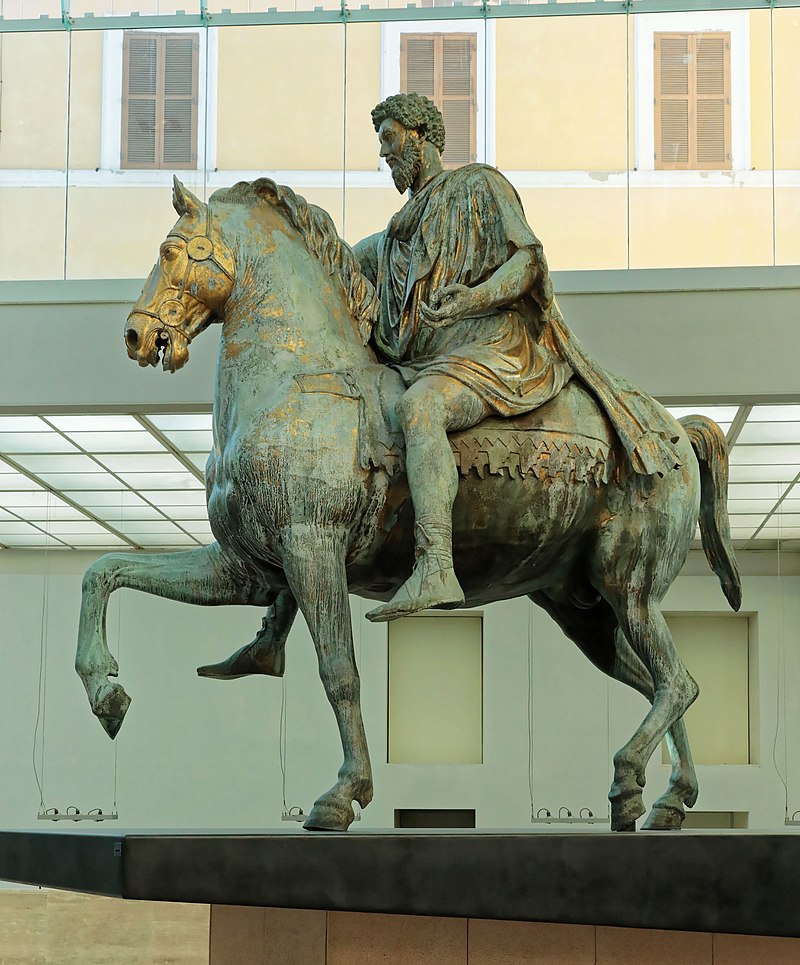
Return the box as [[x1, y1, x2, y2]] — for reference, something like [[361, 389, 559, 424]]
[[371, 93, 446, 155]]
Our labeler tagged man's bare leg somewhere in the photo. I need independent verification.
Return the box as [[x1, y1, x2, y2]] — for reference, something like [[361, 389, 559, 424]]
[[366, 374, 490, 622]]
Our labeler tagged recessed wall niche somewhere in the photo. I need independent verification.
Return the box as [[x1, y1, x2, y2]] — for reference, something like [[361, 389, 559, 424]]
[[663, 614, 752, 765], [387, 614, 483, 765]]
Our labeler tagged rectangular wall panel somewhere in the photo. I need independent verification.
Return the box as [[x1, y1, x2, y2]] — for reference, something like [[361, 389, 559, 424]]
[[388, 615, 483, 765]]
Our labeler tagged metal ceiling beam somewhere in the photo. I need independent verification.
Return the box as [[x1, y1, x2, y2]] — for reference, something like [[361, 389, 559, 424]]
[[0, 0, 795, 34]]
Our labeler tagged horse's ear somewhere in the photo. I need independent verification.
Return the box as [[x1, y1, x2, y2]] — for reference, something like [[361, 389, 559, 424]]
[[173, 176, 203, 219], [254, 178, 280, 205]]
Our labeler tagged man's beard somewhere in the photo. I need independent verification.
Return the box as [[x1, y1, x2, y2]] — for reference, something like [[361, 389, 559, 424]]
[[390, 136, 423, 194]]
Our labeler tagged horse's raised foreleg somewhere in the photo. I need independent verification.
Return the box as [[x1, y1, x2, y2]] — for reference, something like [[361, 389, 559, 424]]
[[75, 544, 271, 738], [532, 591, 698, 831], [196, 588, 298, 680], [281, 526, 372, 832], [608, 601, 698, 831]]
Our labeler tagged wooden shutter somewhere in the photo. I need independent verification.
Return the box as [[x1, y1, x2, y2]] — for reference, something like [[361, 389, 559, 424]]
[[122, 32, 199, 170], [654, 32, 731, 171], [401, 33, 477, 169]]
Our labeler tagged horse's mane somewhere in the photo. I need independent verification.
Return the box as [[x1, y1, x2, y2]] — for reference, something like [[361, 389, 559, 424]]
[[211, 178, 378, 341]]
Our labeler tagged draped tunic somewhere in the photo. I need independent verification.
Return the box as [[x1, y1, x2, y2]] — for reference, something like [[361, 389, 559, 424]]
[[358, 164, 681, 476]]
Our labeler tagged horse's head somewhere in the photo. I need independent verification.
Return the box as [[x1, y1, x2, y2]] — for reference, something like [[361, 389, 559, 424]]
[[125, 178, 236, 372]]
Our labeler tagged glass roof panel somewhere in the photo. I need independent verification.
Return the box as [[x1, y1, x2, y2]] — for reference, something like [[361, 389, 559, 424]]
[[0, 491, 65, 508], [27, 507, 92, 521], [47, 415, 143, 432], [736, 423, 800, 445], [159, 430, 214, 451], [13, 455, 100, 473], [92, 506, 167, 522], [728, 465, 800, 484], [749, 405, 800, 422], [727, 499, 781, 514], [116, 521, 186, 535], [0, 534, 69, 547], [139, 490, 207, 505], [38, 473, 125, 491], [113, 534, 198, 546], [0, 522, 47, 535], [0, 432, 80, 454], [70, 490, 148, 506], [63, 535, 129, 547], [0, 475, 44, 491], [66, 431, 166, 453], [728, 483, 789, 501], [667, 405, 740, 423], [729, 446, 800, 466], [149, 414, 213, 431], [42, 522, 117, 536], [185, 455, 208, 473], [168, 506, 211, 520], [0, 417, 50, 432], [97, 453, 189, 474], [117, 472, 204, 490]]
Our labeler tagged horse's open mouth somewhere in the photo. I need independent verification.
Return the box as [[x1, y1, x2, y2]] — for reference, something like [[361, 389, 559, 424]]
[[156, 330, 171, 366]]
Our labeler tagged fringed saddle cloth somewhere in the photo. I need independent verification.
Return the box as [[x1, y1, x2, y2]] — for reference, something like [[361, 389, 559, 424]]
[[296, 366, 616, 487]]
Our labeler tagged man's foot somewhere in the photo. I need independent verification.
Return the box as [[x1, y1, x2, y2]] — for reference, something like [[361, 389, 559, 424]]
[[197, 639, 285, 680], [365, 555, 464, 622]]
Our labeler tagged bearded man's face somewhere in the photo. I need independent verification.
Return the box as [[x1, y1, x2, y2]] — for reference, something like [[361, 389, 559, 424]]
[[378, 119, 423, 194]]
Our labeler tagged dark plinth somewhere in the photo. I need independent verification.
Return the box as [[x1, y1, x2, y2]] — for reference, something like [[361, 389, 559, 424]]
[[1, 828, 799, 937]]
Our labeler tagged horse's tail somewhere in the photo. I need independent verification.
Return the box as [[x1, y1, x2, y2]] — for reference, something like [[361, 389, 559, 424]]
[[680, 415, 742, 611]]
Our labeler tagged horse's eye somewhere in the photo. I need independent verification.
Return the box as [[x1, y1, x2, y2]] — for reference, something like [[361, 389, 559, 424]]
[[162, 246, 180, 262]]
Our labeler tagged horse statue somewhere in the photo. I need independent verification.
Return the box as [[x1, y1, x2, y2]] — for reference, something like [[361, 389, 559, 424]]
[[75, 177, 741, 833]]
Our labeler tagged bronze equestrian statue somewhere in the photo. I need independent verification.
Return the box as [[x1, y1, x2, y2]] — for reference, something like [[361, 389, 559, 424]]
[[75, 93, 740, 834]]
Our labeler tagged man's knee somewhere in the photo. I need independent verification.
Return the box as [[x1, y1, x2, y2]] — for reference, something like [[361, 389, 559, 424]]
[[396, 385, 445, 431]]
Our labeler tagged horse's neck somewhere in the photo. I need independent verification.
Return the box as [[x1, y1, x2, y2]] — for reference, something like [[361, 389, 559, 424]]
[[213, 221, 374, 436]]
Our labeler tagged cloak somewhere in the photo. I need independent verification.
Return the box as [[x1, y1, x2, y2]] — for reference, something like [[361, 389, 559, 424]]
[[364, 163, 681, 476]]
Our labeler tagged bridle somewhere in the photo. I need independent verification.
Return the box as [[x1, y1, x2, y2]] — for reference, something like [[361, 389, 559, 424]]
[[133, 205, 235, 343]]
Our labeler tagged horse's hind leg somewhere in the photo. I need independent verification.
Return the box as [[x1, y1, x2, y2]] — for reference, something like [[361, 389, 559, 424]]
[[281, 526, 372, 832], [532, 592, 698, 830], [605, 596, 698, 832], [196, 589, 298, 680], [75, 544, 272, 738]]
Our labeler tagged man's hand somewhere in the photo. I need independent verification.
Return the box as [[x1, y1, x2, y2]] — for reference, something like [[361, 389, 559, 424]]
[[419, 284, 484, 329]]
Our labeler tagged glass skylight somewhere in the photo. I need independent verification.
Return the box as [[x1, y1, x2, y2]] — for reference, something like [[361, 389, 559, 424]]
[[0, 402, 793, 551]]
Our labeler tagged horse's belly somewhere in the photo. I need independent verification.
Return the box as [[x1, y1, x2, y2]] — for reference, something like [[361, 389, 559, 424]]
[[349, 469, 607, 603]]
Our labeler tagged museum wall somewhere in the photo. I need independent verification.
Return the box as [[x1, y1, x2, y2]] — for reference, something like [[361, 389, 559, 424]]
[[0, 549, 797, 855], [0, 8, 798, 276]]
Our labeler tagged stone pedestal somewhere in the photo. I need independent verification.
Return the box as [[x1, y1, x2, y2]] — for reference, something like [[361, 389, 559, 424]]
[[209, 906, 800, 965]]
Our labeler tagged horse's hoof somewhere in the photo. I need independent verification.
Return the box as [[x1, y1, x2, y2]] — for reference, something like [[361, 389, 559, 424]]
[[642, 803, 684, 831], [92, 683, 131, 740], [303, 799, 355, 832], [197, 641, 284, 680], [609, 788, 645, 831]]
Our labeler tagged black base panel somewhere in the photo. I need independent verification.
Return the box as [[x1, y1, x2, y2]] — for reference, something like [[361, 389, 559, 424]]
[[1, 829, 799, 937]]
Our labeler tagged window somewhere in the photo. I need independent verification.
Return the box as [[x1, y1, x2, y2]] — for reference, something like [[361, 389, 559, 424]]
[[654, 32, 731, 171], [121, 32, 199, 170], [400, 33, 477, 169]]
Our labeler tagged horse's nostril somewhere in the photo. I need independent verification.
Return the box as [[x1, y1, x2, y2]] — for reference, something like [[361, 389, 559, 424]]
[[126, 328, 139, 348]]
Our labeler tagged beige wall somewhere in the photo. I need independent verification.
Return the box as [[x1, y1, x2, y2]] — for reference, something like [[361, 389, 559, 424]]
[[0, 14, 797, 277], [0, 34, 69, 170], [496, 16, 628, 171]]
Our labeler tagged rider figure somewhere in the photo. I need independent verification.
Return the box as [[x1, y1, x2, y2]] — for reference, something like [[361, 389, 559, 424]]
[[359, 93, 680, 622]]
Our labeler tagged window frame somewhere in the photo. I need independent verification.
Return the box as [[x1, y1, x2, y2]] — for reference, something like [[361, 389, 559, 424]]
[[101, 27, 217, 181], [382, 19, 495, 169], [635, 11, 749, 175]]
